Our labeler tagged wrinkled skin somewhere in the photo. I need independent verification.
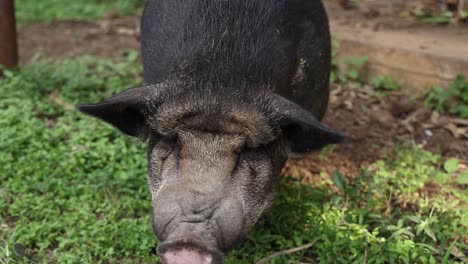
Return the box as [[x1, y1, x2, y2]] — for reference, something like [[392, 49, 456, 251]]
[[149, 130, 286, 262], [77, 0, 342, 263]]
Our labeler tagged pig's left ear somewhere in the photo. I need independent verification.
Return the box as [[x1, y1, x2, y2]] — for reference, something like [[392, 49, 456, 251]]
[[271, 94, 344, 153], [76, 85, 162, 138]]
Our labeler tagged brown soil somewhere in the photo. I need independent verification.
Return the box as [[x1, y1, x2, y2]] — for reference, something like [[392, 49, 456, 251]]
[[17, 15, 467, 181], [324, 0, 468, 31], [285, 83, 467, 181], [18, 17, 141, 63]]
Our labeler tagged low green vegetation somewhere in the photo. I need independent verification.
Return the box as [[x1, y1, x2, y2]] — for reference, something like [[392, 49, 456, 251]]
[[425, 74, 468, 118], [228, 146, 467, 263], [415, 10, 468, 25], [1, 55, 466, 263], [330, 55, 368, 84], [371, 76, 401, 91], [330, 42, 368, 84], [15, 0, 145, 24], [0, 53, 153, 263]]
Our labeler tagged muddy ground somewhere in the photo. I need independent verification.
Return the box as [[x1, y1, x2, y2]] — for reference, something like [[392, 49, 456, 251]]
[[17, 4, 467, 181]]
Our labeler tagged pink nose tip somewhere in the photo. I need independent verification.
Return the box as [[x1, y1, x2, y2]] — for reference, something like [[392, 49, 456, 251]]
[[163, 248, 213, 264]]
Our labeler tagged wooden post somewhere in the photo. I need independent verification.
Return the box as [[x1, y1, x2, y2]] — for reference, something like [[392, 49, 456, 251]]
[[0, 0, 18, 71]]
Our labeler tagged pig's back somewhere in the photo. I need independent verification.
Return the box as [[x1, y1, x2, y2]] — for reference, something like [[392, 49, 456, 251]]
[[141, 0, 330, 118]]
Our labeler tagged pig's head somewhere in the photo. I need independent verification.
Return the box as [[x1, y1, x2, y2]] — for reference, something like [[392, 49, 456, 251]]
[[77, 84, 342, 264]]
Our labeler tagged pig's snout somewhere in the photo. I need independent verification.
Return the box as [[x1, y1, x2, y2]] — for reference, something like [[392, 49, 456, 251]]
[[159, 237, 223, 264], [152, 187, 245, 263], [162, 248, 213, 264]]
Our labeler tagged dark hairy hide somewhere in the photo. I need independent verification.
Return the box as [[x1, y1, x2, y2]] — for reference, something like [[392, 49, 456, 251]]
[[142, 0, 300, 91]]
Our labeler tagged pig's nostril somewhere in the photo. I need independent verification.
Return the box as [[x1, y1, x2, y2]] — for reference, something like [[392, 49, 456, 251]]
[[192, 208, 202, 214], [190, 204, 219, 217]]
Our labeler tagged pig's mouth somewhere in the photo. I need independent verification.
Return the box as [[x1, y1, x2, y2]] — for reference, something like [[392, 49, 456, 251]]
[[158, 237, 224, 264]]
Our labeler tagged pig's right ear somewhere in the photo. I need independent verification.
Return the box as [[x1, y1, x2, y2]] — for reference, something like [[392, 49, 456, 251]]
[[76, 85, 161, 138], [271, 94, 344, 153]]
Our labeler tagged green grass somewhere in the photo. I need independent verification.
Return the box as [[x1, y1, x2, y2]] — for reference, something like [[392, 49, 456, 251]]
[[371, 76, 401, 91], [15, 0, 145, 24], [415, 11, 468, 25], [227, 147, 468, 264], [425, 74, 468, 118], [1, 54, 467, 263]]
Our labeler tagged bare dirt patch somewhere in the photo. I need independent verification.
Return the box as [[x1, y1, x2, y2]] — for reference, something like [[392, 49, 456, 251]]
[[325, 0, 468, 30], [17, 15, 467, 182], [325, 0, 468, 90], [18, 17, 140, 63], [284, 83, 467, 181]]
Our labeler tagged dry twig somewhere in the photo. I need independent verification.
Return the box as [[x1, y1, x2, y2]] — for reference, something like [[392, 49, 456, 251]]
[[256, 238, 320, 264]]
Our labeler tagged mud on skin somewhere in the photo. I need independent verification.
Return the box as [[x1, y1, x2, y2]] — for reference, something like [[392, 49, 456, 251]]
[[77, 0, 342, 263]]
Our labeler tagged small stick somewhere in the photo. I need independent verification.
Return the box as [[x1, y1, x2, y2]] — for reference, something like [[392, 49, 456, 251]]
[[256, 238, 320, 264], [363, 234, 369, 264]]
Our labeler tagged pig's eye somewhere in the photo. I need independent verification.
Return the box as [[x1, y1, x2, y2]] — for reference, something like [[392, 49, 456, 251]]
[[233, 143, 246, 155], [175, 135, 182, 147], [155, 134, 179, 160], [150, 132, 164, 142], [160, 133, 179, 146], [233, 146, 241, 154]]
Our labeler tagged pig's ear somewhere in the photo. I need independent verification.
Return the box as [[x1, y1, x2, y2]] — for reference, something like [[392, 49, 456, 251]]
[[271, 94, 344, 153], [76, 85, 161, 138]]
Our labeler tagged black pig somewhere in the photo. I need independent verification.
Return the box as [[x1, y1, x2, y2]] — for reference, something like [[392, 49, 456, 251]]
[[77, 0, 342, 263]]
